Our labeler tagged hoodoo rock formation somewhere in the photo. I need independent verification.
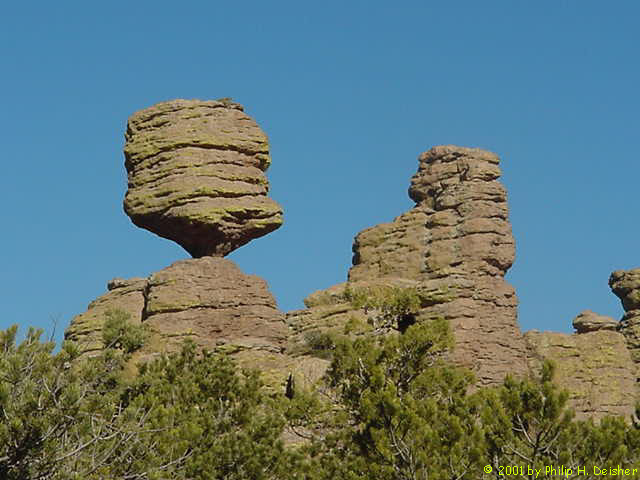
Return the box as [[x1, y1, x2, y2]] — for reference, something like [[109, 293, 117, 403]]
[[288, 146, 530, 387], [65, 99, 640, 421], [66, 99, 290, 382], [358, 146, 530, 385], [123, 99, 283, 258]]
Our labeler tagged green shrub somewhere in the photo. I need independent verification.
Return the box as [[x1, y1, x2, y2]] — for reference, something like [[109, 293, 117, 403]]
[[0, 326, 299, 480], [101, 308, 148, 353]]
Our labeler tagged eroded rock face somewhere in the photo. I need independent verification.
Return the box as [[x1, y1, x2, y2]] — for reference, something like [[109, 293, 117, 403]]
[[610, 269, 640, 366], [143, 257, 287, 355], [65, 278, 147, 355], [65, 258, 290, 385], [525, 329, 637, 420], [123, 99, 283, 257], [288, 146, 529, 387], [356, 146, 528, 385]]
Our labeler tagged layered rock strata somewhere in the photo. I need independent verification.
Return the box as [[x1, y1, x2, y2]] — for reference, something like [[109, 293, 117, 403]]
[[572, 310, 618, 334], [65, 258, 290, 383], [524, 327, 637, 420], [65, 95, 640, 420], [610, 269, 640, 367], [65, 278, 147, 356], [123, 99, 283, 257], [288, 146, 530, 387], [66, 98, 290, 385]]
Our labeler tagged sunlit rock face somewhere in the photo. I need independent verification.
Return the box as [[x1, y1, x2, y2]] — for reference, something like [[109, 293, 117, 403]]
[[610, 268, 640, 366], [123, 98, 283, 257], [524, 328, 637, 420], [288, 146, 529, 387], [65, 257, 292, 387]]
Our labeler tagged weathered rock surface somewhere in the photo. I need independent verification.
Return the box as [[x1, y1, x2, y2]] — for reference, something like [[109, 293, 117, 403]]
[[288, 146, 529, 387], [66, 95, 640, 422], [123, 99, 283, 257], [525, 329, 638, 420], [65, 258, 291, 385], [572, 310, 618, 334], [65, 278, 146, 355], [143, 257, 287, 354], [610, 269, 640, 367]]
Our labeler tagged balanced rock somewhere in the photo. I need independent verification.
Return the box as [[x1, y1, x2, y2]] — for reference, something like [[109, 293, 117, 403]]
[[123, 99, 283, 257], [572, 310, 618, 334], [610, 268, 640, 366]]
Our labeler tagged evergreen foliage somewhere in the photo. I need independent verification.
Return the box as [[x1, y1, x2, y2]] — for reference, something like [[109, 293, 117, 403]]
[[296, 318, 640, 479], [101, 309, 148, 354], [1, 300, 639, 479], [0, 323, 297, 479], [343, 285, 423, 332]]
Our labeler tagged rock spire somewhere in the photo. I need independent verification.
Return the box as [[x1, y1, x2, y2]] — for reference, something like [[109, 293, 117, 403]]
[[288, 145, 529, 387]]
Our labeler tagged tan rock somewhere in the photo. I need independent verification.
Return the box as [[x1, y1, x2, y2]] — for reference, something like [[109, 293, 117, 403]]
[[525, 329, 638, 420], [65, 258, 291, 387], [359, 146, 527, 385], [143, 257, 287, 354], [123, 98, 283, 257], [610, 269, 640, 311], [289, 145, 529, 387], [572, 310, 618, 334], [610, 268, 640, 366], [64, 278, 146, 355]]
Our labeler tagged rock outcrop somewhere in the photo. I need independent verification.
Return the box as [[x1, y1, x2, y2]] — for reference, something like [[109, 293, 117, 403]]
[[288, 146, 530, 387], [66, 98, 290, 386], [143, 257, 287, 356], [65, 278, 147, 356], [64, 98, 640, 421], [123, 99, 283, 257], [610, 269, 640, 368], [66, 258, 290, 383], [524, 327, 637, 420]]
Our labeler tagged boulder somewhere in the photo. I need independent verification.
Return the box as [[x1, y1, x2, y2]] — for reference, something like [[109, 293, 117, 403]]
[[610, 269, 640, 311], [123, 98, 283, 257], [572, 310, 618, 334]]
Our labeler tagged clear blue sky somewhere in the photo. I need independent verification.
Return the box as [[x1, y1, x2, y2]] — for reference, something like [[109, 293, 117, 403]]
[[2, 1, 638, 344]]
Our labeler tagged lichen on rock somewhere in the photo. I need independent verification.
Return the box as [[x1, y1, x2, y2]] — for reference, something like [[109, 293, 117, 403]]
[[572, 310, 618, 334], [524, 329, 637, 420], [288, 145, 529, 387], [65, 257, 292, 388], [610, 268, 640, 366], [123, 98, 283, 257]]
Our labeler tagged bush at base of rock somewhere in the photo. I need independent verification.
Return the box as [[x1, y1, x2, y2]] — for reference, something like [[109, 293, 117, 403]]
[[3, 319, 639, 480], [0, 325, 298, 480]]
